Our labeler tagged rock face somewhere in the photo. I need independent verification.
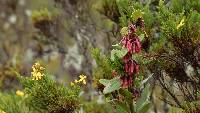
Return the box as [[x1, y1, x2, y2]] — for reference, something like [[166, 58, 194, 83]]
[[0, 0, 116, 86]]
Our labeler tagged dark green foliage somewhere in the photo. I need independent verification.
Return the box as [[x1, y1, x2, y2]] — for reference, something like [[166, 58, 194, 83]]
[[101, 0, 120, 23], [108, 55, 125, 75], [143, 0, 200, 111], [91, 48, 113, 90], [83, 101, 113, 113], [101, 0, 200, 112], [148, 0, 200, 83], [0, 92, 33, 113], [18, 74, 80, 113]]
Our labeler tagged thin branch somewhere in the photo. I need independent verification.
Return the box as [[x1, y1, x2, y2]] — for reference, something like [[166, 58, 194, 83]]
[[158, 78, 183, 108]]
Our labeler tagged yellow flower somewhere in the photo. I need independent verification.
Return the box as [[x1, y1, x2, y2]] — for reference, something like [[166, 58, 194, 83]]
[[70, 74, 87, 86], [79, 74, 87, 85], [16, 90, 24, 96], [177, 18, 185, 29], [75, 79, 79, 83], [31, 62, 45, 80], [40, 67, 45, 70], [32, 72, 44, 80], [70, 82, 75, 86], [79, 75, 86, 80], [0, 110, 6, 113], [82, 80, 86, 85]]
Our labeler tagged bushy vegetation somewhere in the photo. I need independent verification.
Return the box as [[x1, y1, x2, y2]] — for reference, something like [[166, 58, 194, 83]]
[[0, 62, 81, 113], [0, 0, 200, 113]]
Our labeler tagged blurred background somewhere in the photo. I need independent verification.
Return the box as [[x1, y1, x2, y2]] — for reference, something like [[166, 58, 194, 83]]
[[0, 0, 119, 91]]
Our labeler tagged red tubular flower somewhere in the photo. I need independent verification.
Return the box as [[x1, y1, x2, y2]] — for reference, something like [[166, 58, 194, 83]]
[[125, 63, 131, 75], [118, 19, 144, 89], [129, 60, 134, 74], [135, 62, 139, 74], [120, 76, 133, 88], [121, 36, 141, 54], [120, 76, 127, 88], [126, 60, 134, 75], [123, 59, 139, 75], [123, 52, 132, 62], [126, 40, 134, 53], [134, 37, 141, 53], [121, 36, 128, 47], [128, 76, 133, 86], [120, 58, 139, 88], [123, 77, 128, 88]]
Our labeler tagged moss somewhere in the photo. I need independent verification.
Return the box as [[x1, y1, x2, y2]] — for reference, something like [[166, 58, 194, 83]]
[[31, 8, 52, 24]]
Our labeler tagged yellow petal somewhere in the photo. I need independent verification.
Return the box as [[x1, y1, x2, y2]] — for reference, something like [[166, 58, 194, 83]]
[[82, 80, 86, 85], [0, 110, 6, 113], [79, 75, 86, 79], [40, 66, 45, 70], [75, 79, 79, 83], [16, 90, 24, 96], [70, 82, 75, 86]]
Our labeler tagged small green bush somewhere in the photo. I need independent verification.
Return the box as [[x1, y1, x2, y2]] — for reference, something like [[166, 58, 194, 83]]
[[0, 62, 81, 113], [19, 62, 81, 113]]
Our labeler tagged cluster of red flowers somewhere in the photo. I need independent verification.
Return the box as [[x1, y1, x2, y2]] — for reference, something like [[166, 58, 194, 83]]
[[120, 18, 144, 88]]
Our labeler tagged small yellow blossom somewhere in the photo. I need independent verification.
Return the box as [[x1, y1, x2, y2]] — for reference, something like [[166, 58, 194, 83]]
[[40, 66, 45, 70], [0, 110, 6, 113], [70, 82, 75, 86], [31, 62, 45, 80], [75, 79, 79, 83], [78, 74, 87, 84], [70, 74, 87, 86], [32, 72, 43, 80], [82, 80, 86, 85], [177, 18, 185, 29], [79, 74, 86, 80], [16, 90, 24, 96]]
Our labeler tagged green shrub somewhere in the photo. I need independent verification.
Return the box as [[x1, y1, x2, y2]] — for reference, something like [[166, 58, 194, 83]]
[[0, 62, 82, 113], [18, 62, 81, 113]]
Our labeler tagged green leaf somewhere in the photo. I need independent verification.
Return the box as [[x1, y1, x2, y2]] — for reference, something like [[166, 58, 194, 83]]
[[99, 78, 121, 94], [135, 84, 150, 112], [99, 79, 110, 86], [111, 49, 127, 61], [120, 89, 135, 112], [137, 102, 151, 113], [120, 89, 133, 105], [139, 34, 145, 42], [116, 101, 130, 113]]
